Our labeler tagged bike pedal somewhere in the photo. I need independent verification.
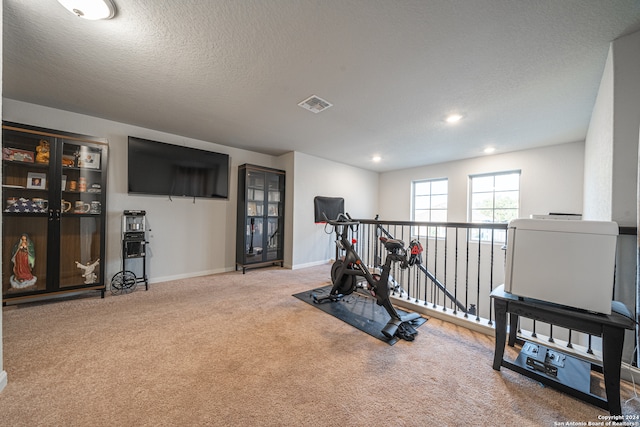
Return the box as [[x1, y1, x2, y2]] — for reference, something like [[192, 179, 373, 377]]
[[396, 322, 418, 341]]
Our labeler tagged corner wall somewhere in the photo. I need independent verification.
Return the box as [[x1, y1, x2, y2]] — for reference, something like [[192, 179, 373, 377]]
[[290, 152, 378, 269], [584, 29, 640, 226], [583, 47, 614, 221], [611, 30, 640, 227], [583, 30, 640, 363], [274, 152, 295, 269]]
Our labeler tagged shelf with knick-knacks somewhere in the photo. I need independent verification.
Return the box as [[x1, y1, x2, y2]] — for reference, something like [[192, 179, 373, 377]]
[[236, 164, 285, 273], [2, 121, 108, 303]]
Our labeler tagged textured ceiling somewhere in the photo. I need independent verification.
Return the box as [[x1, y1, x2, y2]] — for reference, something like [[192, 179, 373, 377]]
[[4, 0, 640, 172]]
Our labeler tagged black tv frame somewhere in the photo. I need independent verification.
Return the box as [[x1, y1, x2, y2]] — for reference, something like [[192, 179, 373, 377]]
[[127, 136, 230, 200]]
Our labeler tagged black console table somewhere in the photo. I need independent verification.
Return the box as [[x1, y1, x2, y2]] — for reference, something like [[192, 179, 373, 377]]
[[491, 285, 635, 415]]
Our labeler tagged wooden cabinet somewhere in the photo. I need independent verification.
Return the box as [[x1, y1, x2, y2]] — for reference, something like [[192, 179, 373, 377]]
[[236, 164, 285, 273], [2, 122, 108, 303]]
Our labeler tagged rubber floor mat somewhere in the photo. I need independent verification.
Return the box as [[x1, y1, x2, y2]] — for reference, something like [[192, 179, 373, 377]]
[[293, 284, 427, 345]]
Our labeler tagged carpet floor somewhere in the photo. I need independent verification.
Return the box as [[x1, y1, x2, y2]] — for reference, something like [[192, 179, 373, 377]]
[[1, 265, 638, 426]]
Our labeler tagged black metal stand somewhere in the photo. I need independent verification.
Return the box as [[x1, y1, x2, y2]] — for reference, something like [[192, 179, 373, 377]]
[[120, 210, 149, 291], [122, 236, 148, 290], [491, 285, 635, 415]]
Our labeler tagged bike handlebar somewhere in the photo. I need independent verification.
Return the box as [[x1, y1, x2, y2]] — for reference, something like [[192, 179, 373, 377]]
[[322, 212, 360, 227]]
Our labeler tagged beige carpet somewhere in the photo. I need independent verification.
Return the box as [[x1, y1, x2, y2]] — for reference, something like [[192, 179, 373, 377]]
[[1, 265, 638, 426]]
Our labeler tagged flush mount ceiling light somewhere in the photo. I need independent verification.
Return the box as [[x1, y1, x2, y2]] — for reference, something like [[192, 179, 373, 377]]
[[372, 155, 381, 162], [298, 95, 333, 113], [484, 147, 496, 154], [445, 114, 463, 124], [57, 0, 117, 20]]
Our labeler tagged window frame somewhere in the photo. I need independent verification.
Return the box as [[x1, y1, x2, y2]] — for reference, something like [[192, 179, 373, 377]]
[[468, 170, 521, 242], [411, 177, 448, 238]]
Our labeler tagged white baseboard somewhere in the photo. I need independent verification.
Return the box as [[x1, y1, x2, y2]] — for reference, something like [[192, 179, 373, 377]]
[[622, 362, 640, 385], [0, 370, 7, 393], [393, 296, 496, 336], [291, 260, 331, 270], [142, 261, 326, 283], [148, 267, 233, 284]]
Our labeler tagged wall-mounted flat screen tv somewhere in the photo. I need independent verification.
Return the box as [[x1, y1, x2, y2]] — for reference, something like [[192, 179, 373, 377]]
[[128, 136, 230, 199]]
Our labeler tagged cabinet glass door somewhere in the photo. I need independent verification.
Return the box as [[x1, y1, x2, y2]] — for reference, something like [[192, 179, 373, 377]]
[[236, 164, 285, 272], [266, 173, 283, 260], [2, 131, 52, 295], [245, 169, 265, 261], [245, 217, 264, 260], [58, 140, 104, 288]]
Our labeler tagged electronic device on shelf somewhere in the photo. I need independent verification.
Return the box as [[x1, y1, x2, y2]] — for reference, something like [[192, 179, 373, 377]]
[[504, 218, 618, 314]]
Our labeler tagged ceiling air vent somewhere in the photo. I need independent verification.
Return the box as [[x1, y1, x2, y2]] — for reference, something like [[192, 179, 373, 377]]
[[298, 95, 333, 113]]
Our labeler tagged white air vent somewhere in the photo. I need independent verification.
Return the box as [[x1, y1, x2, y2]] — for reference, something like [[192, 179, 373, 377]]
[[298, 95, 333, 113]]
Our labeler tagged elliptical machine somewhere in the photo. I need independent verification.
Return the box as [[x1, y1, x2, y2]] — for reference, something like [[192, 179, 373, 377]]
[[314, 213, 424, 341]]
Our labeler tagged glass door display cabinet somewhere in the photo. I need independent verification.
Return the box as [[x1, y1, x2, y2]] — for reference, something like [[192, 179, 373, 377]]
[[2, 122, 108, 303], [236, 164, 285, 273]]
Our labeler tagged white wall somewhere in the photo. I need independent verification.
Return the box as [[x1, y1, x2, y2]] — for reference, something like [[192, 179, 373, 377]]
[[585, 30, 640, 227], [273, 151, 295, 269], [1, 100, 380, 280], [583, 46, 614, 221], [377, 141, 586, 343], [611, 30, 640, 227], [583, 30, 640, 360], [3, 99, 278, 283], [378, 141, 585, 222], [290, 152, 378, 268]]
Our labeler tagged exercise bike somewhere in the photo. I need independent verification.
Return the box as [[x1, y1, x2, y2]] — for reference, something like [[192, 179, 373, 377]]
[[314, 213, 424, 341]]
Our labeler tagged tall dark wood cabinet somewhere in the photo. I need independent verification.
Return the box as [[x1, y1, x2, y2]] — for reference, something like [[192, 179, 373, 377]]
[[2, 122, 108, 303], [236, 164, 285, 273]]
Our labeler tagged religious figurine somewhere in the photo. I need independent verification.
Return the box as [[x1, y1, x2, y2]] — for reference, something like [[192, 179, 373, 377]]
[[75, 259, 100, 284], [35, 139, 50, 164], [10, 233, 37, 289]]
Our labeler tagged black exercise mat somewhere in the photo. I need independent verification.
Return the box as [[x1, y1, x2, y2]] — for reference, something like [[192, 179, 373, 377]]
[[293, 284, 427, 345]]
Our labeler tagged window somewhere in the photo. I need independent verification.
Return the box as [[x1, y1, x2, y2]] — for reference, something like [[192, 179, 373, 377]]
[[412, 178, 447, 237], [469, 171, 520, 241]]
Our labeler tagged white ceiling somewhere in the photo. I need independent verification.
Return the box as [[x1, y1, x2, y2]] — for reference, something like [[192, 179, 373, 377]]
[[4, 1, 640, 172]]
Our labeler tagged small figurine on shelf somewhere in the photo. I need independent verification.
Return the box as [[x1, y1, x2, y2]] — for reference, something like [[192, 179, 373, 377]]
[[10, 233, 37, 289], [35, 139, 50, 164], [75, 259, 100, 284], [61, 155, 75, 167]]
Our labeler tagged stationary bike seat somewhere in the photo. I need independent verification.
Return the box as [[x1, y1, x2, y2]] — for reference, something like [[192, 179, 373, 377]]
[[380, 236, 404, 251]]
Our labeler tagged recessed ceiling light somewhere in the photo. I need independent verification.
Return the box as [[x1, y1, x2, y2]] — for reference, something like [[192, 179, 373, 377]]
[[445, 114, 463, 124], [372, 156, 381, 162], [57, 0, 116, 20], [484, 147, 496, 154]]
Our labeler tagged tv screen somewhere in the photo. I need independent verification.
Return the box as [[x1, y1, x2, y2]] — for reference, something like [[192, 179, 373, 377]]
[[128, 137, 230, 199]]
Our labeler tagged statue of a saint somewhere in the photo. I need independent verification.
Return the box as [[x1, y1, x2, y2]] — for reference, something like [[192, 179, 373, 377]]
[[10, 233, 37, 288]]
